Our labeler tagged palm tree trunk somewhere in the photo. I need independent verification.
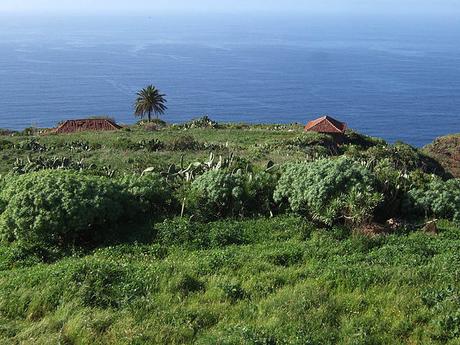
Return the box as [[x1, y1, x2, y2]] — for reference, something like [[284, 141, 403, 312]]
[[148, 110, 151, 122]]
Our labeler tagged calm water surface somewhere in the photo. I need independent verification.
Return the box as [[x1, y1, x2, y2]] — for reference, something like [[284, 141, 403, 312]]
[[0, 14, 459, 146]]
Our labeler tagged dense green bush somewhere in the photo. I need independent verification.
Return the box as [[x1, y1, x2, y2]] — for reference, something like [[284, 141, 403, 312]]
[[0, 170, 124, 247], [372, 158, 412, 219], [0, 139, 13, 150], [187, 170, 277, 219], [137, 118, 168, 128], [118, 173, 176, 219], [179, 115, 220, 129], [256, 132, 336, 159], [0, 174, 7, 209], [407, 178, 460, 223], [274, 157, 383, 225], [346, 142, 447, 176], [243, 171, 278, 216], [138, 138, 165, 152], [187, 170, 246, 219]]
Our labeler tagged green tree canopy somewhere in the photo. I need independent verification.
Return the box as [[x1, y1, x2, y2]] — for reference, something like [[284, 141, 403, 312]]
[[134, 85, 167, 122]]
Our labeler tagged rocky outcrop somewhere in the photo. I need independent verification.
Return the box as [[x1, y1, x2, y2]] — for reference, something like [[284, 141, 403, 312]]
[[424, 134, 460, 178]]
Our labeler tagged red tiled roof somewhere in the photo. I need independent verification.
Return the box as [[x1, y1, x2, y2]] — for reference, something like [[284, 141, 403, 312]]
[[304, 116, 347, 133], [55, 119, 121, 134]]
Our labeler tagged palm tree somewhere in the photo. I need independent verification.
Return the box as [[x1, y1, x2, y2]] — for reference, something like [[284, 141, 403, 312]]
[[134, 85, 167, 122]]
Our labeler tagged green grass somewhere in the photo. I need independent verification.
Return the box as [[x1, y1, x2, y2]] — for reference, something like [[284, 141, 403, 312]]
[[0, 125, 307, 175], [1, 124, 380, 176], [1, 124, 459, 344], [1, 217, 460, 344]]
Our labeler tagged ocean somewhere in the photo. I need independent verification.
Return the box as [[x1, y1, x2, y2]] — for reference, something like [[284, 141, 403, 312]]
[[0, 14, 459, 146]]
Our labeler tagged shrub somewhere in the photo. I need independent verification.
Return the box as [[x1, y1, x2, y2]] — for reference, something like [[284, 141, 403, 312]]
[[21, 127, 40, 136], [0, 175, 9, 214], [137, 139, 165, 152], [260, 132, 336, 158], [0, 139, 13, 150], [118, 173, 176, 219], [169, 135, 204, 151], [274, 157, 383, 225], [113, 137, 138, 151], [372, 158, 410, 219], [12, 155, 99, 175], [347, 142, 447, 176], [0, 170, 125, 247], [243, 171, 278, 216], [0, 128, 16, 136], [344, 130, 386, 148], [370, 159, 439, 220], [15, 138, 48, 152], [407, 178, 460, 223], [187, 170, 278, 220], [180, 115, 220, 129], [187, 170, 246, 220], [138, 118, 167, 128]]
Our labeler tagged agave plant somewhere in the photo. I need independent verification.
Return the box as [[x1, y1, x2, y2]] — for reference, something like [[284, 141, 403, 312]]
[[143, 152, 277, 182], [12, 155, 104, 175], [15, 139, 48, 153], [64, 140, 94, 152], [137, 139, 165, 152], [179, 115, 220, 129]]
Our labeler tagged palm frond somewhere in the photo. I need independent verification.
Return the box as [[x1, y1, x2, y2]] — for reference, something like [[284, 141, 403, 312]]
[[133, 85, 168, 120]]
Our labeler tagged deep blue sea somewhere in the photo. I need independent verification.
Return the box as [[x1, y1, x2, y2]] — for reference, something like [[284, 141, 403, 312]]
[[0, 14, 459, 146]]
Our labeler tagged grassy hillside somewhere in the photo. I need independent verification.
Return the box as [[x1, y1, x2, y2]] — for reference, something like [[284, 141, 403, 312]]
[[0, 123, 303, 175], [0, 120, 459, 344], [0, 121, 388, 176], [1, 217, 460, 344]]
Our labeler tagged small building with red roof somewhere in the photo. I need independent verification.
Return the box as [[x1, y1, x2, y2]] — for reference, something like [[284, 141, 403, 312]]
[[55, 118, 121, 134], [304, 115, 347, 134]]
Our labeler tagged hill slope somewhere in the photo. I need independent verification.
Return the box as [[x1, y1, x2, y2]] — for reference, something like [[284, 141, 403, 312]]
[[424, 134, 460, 178], [1, 217, 460, 344]]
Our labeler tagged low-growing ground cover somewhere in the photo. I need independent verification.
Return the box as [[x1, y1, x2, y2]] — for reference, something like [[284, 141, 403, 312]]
[[0, 217, 460, 344]]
